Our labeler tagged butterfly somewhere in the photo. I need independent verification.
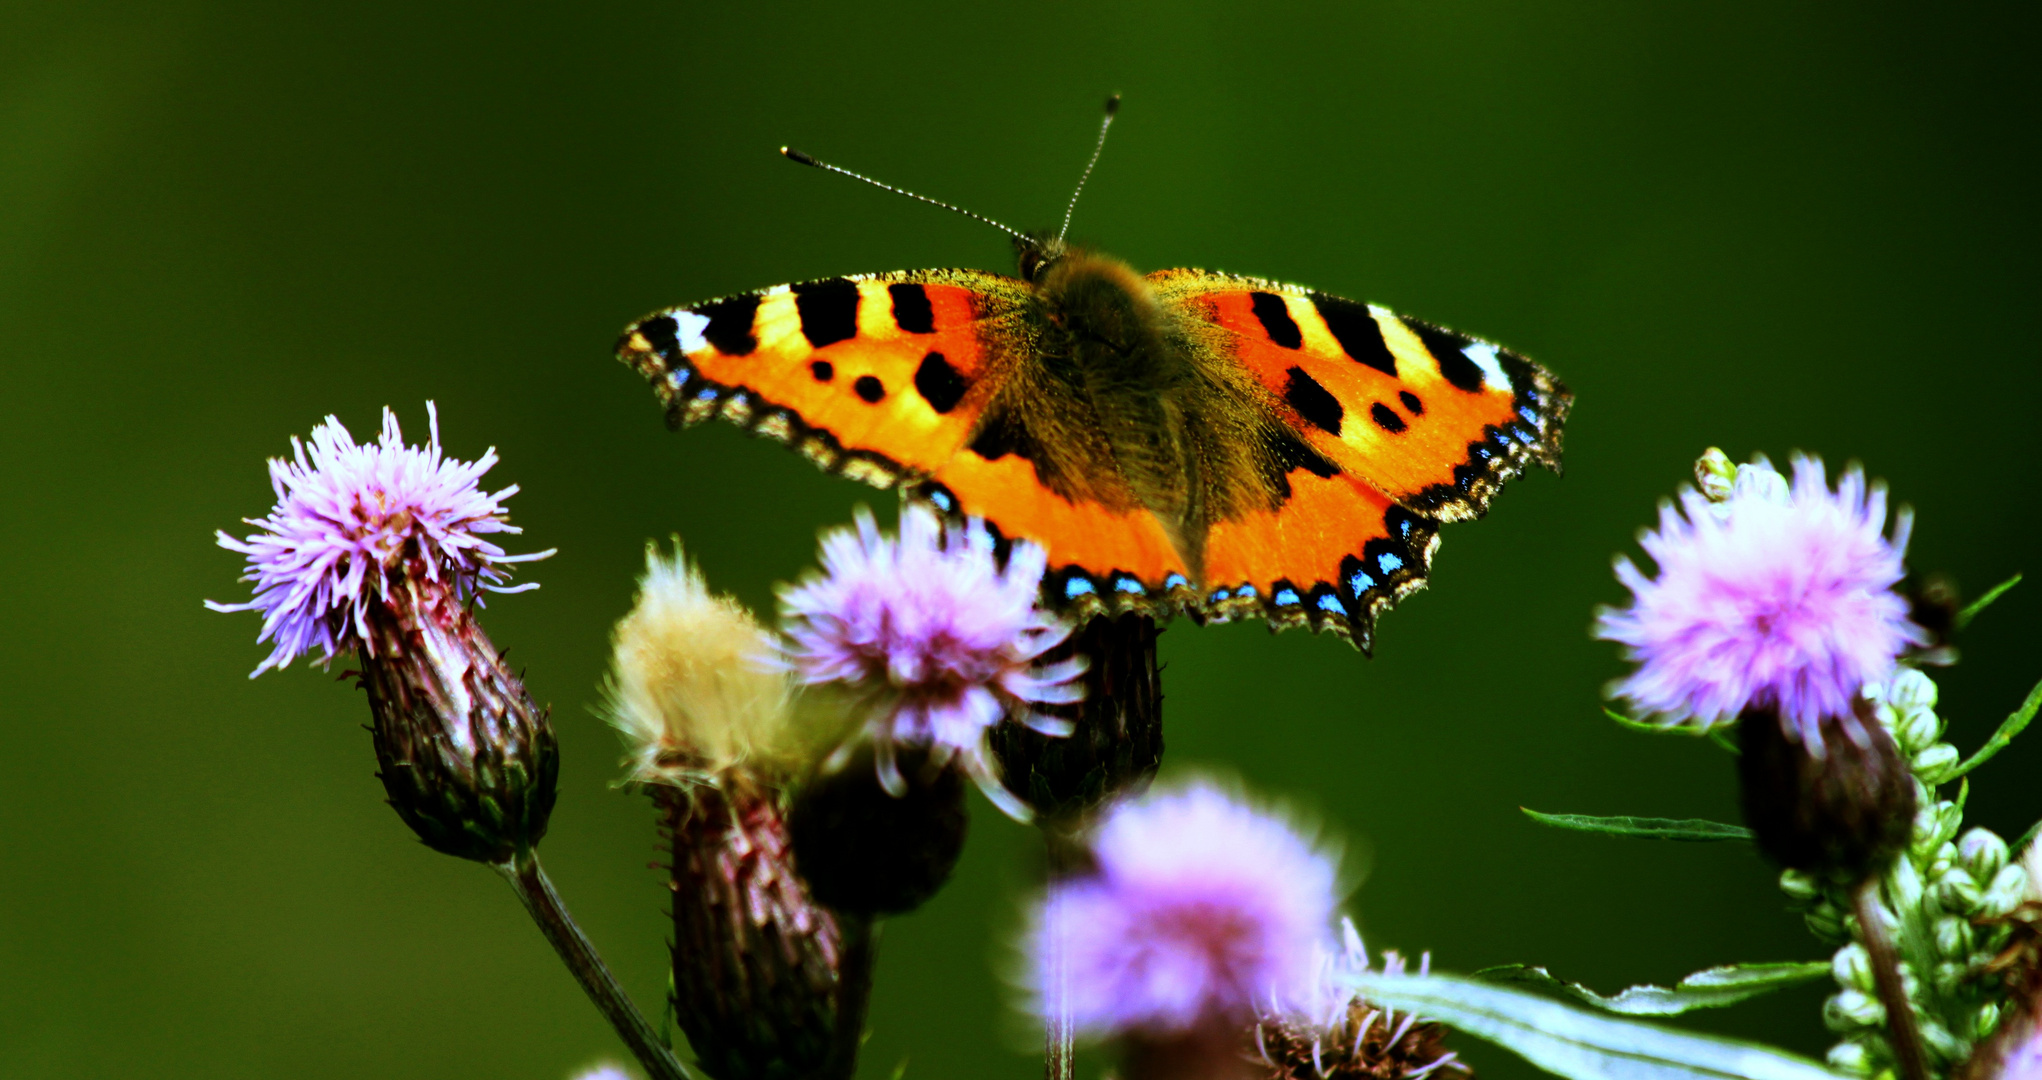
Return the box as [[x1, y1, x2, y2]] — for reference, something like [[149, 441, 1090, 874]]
[[614, 102, 1570, 652]]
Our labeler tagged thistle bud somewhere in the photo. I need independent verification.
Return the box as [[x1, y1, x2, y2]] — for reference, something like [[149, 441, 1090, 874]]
[[989, 613, 1164, 825], [1737, 701, 1915, 879], [789, 744, 969, 917], [361, 575, 558, 862]]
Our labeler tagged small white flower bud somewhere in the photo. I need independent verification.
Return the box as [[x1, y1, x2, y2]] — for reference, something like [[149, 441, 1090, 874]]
[[1887, 854, 1927, 915], [1972, 1002, 2002, 1041], [1910, 743, 1959, 781], [1825, 989, 1885, 1031], [1886, 668, 1939, 713], [1927, 840, 1957, 882], [1832, 943, 1877, 993], [1919, 1017, 1963, 1063], [1976, 863, 2029, 917], [1958, 828, 2010, 882], [1934, 867, 1982, 912], [1895, 708, 1943, 755], [1827, 1039, 1877, 1075]]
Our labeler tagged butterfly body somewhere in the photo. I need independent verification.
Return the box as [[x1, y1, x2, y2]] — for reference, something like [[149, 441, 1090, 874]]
[[618, 240, 1569, 652]]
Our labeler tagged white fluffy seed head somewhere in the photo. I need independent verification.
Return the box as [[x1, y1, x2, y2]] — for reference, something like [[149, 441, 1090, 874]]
[[605, 540, 805, 784]]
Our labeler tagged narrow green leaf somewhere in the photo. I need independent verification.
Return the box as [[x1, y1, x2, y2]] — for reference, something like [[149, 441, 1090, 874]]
[[1473, 962, 1830, 1016], [1707, 728, 1740, 756], [1946, 676, 2042, 780], [1602, 709, 1737, 754], [1344, 972, 1845, 1080], [1523, 808, 1753, 842], [2015, 817, 2042, 854], [1955, 572, 2022, 629]]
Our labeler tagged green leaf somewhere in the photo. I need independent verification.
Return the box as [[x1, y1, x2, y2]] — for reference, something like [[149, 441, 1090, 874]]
[[1946, 676, 2042, 780], [1343, 971, 1845, 1080], [2015, 817, 2042, 854], [1472, 962, 1830, 1016], [1955, 572, 2021, 629], [1523, 808, 1754, 842], [1602, 709, 1737, 754]]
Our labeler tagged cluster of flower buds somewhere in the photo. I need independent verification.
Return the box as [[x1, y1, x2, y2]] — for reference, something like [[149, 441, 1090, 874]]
[[1778, 671, 2029, 1077]]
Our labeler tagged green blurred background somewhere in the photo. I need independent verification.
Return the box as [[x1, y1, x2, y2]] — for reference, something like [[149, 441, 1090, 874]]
[[3, 2, 2037, 1077]]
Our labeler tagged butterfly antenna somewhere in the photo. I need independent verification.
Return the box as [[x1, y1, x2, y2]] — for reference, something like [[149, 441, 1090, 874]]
[[1057, 94, 1120, 244], [780, 147, 1036, 248]]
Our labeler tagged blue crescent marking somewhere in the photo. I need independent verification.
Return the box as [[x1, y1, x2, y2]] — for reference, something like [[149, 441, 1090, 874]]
[[1349, 569, 1376, 593], [1273, 587, 1301, 606], [1518, 405, 1540, 425], [1064, 577, 1097, 599], [1113, 577, 1146, 595], [1315, 593, 1345, 615], [1164, 573, 1187, 589], [1376, 552, 1405, 575]]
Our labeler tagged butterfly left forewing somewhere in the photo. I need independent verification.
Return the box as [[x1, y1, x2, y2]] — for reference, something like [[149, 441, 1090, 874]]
[[617, 269, 1030, 488]]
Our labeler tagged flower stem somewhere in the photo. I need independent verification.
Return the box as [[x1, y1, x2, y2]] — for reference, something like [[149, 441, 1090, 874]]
[[827, 915, 879, 1080], [1045, 831, 1078, 1080], [1853, 877, 1930, 1080], [498, 851, 691, 1080]]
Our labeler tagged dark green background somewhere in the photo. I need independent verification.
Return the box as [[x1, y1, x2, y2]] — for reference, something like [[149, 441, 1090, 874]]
[[4, 2, 2037, 1077]]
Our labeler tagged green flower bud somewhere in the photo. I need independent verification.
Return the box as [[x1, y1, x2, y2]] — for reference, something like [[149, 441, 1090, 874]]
[[1917, 1017, 1962, 1065], [1894, 708, 1943, 755], [1977, 863, 2029, 918], [1832, 943, 1877, 993], [1932, 959, 1967, 996], [1694, 447, 1737, 502], [1958, 828, 2011, 883], [1973, 1001, 2002, 1042], [1885, 668, 1938, 714], [1825, 989, 1885, 1031], [1888, 854, 1927, 915], [1780, 869, 1822, 902], [1932, 913, 1975, 959], [1807, 902, 1849, 944]]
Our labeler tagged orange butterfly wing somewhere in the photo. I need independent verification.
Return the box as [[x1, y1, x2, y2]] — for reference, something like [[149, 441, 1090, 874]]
[[615, 270, 1193, 593], [1150, 269, 1570, 523]]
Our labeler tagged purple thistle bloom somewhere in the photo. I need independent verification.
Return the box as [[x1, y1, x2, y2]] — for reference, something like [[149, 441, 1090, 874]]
[[778, 505, 1083, 819], [1026, 782, 1339, 1037], [208, 404, 550, 676], [1596, 454, 1925, 745]]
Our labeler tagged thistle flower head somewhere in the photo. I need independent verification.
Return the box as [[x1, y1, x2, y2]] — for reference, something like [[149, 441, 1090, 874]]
[[778, 505, 1084, 818], [1026, 782, 1339, 1037], [207, 403, 549, 676], [605, 541, 802, 785], [1596, 453, 1925, 745]]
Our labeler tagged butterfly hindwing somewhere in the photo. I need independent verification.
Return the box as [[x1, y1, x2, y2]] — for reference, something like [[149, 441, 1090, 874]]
[[1150, 269, 1570, 523]]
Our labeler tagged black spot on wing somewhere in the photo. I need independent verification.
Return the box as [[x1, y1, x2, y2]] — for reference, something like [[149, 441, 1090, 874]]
[[888, 282, 936, 334], [1409, 319, 1484, 393], [1261, 425, 1340, 502], [968, 409, 1034, 462], [1370, 402, 1408, 434], [699, 295, 760, 356], [1283, 367, 1344, 435], [914, 351, 967, 414], [853, 375, 885, 403], [1312, 293, 1397, 377], [809, 360, 834, 382], [1399, 390, 1424, 415], [1249, 291, 1303, 349], [793, 278, 860, 349], [637, 315, 680, 364]]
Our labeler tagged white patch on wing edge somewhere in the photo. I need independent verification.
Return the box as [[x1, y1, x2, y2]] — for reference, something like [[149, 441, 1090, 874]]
[[1461, 343, 1512, 392], [674, 310, 711, 354]]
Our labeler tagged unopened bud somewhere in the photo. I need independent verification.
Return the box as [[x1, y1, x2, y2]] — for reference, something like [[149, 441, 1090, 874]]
[[1694, 448, 1737, 502], [1833, 943, 1877, 993], [989, 613, 1163, 825], [361, 577, 557, 863], [1737, 703, 1915, 878], [1959, 829, 2012, 884], [790, 745, 969, 917], [1826, 1039, 1874, 1075], [1978, 864, 2030, 918], [1932, 915, 1975, 960], [1826, 988, 1886, 1031]]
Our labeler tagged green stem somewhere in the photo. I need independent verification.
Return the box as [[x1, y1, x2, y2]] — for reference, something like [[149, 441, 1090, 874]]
[[1854, 878, 1930, 1080], [1044, 831, 1079, 1080], [498, 851, 691, 1080], [827, 915, 878, 1080]]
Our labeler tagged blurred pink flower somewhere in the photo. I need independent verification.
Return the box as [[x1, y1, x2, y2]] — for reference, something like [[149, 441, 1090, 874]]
[[1027, 782, 1338, 1037]]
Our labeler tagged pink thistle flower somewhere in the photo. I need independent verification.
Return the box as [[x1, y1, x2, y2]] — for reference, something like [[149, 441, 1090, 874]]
[[778, 505, 1083, 819], [207, 404, 551, 676], [1026, 782, 1339, 1038], [1595, 454, 1926, 746]]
